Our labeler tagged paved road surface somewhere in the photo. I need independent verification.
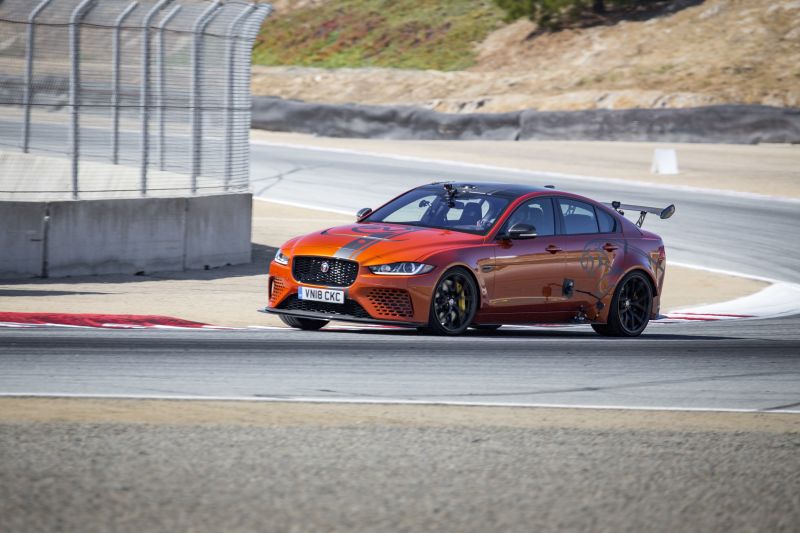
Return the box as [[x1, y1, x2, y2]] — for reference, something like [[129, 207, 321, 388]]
[[2, 316, 799, 412]]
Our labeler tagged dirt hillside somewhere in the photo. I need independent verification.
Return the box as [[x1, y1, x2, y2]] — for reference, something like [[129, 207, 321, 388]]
[[252, 0, 800, 113]]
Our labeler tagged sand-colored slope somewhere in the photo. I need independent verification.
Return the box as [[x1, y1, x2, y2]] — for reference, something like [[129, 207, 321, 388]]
[[252, 0, 800, 113]]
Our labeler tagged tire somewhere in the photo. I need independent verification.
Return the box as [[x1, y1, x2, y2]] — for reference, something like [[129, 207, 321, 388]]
[[471, 324, 502, 331], [592, 271, 653, 337], [279, 314, 329, 331], [425, 267, 479, 336]]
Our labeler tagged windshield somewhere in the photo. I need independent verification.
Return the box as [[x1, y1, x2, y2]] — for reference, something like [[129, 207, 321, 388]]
[[365, 188, 511, 235]]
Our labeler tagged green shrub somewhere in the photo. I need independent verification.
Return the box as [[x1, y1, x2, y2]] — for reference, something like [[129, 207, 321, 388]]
[[493, 0, 653, 30]]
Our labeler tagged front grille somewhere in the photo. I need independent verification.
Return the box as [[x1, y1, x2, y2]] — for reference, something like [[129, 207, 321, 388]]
[[278, 295, 371, 319], [292, 256, 358, 287], [366, 288, 414, 318]]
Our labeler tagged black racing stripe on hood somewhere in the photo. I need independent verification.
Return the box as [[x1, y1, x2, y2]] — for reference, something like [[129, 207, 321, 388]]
[[329, 225, 427, 260]]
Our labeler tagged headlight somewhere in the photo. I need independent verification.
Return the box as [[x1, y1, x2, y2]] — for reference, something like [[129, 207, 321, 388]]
[[274, 250, 289, 265], [368, 262, 434, 275]]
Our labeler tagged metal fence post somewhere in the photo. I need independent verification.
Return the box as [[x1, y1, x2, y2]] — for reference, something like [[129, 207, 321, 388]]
[[157, 4, 182, 172], [22, 0, 55, 153], [69, 0, 97, 200], [190, 0, 222, 194], [140, 0, 172, 196], [223, 4, 257, 190], [111, 1, 138, 165]]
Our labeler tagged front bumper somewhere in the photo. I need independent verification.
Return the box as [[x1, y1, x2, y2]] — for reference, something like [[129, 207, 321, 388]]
[[265, 260, 436, 326], [259, 306, 423, 328]]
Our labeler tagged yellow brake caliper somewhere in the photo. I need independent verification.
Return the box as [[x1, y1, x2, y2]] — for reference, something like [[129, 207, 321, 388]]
[[457, 282, 466, 313]]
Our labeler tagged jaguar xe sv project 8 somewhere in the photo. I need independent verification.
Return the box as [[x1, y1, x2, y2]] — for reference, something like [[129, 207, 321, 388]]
[[263, 182, 674, 337]]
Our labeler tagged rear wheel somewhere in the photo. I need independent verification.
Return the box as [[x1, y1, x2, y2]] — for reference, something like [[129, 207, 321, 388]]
[[279, 314, 329, 331], [592, 271, 653, 337], [425, 267, 478, 336]]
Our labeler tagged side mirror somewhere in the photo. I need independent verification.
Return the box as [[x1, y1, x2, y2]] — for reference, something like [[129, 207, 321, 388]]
[[356, 207, 372, 221], [508, 223, 537, 240]]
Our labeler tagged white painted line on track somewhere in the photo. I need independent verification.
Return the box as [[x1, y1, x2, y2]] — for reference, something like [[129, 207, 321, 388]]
[[669, 261, 785, 284], [3, 392, 798, 414], [253, 196, 354, 216], [251, 139, 800, 205]]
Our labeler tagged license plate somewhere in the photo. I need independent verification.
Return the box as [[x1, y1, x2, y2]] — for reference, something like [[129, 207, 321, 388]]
[[298, 286, 344, 305]]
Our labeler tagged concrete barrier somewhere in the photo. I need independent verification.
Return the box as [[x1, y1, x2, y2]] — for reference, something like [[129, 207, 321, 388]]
[[0, 201, 46, 278], [251, 97, 521, 140], [0, 194, 252, 279], [46, 197, 188, 277], [517, 106, 800, 144], [185, 194, 252, 270], [251, 96, 800, 144]]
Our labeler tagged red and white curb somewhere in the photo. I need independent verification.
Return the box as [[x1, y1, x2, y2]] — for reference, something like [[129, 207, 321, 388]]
[[0, 312, 235, 331], [663, 282, 800, 323]]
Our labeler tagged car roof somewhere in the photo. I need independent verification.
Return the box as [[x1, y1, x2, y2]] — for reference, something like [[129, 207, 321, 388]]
[[419, 182, 554, 199]]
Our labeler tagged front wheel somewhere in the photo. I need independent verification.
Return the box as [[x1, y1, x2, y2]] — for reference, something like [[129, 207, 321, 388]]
[[279, 314, 329, 331], [425, 267, 479, 336], [592, 271, 653, 337]]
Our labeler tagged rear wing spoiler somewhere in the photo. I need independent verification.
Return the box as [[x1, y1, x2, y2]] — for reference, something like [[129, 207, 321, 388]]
[[606, 201, 676, 228]]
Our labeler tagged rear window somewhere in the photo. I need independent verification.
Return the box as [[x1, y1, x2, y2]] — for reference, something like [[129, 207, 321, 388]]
[[597, 208, 617, 233], [558, 199, 600, 235]]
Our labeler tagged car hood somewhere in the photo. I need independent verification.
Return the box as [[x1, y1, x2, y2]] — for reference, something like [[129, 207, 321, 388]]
[[283, 223, 484, 264]]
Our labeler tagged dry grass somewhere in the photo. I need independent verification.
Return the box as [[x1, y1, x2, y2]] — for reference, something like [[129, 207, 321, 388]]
[[253, 0, 505, 71]]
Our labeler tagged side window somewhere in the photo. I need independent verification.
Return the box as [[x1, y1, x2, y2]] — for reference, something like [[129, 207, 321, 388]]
[[558, 198, 600, 235], [502, 198, 555, 236], [596, 208, 617, 233]]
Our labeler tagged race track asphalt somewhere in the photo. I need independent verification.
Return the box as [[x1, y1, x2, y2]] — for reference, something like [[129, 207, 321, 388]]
[[2, 316, 798, 412]]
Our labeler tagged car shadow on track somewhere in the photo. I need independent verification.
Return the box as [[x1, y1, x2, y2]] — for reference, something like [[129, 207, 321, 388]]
[[320, 326, 742, 341]]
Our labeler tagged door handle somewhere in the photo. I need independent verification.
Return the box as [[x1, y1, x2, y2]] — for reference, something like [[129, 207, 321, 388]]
[[546, 245, 563, 254], [603, 243, 619, 252]]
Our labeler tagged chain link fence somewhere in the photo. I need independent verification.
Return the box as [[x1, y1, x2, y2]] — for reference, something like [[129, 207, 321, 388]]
[[0, 0, 271, 199]]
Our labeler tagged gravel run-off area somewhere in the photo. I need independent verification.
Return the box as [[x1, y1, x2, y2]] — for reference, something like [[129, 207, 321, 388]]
[[1, 399, 798, 533]]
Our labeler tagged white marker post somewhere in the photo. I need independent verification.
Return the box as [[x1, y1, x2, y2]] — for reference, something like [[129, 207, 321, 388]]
[[651, 148, 679, 175]]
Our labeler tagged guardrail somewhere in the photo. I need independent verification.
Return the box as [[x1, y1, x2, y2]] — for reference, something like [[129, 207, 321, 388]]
[[0, 0, 271, 199]]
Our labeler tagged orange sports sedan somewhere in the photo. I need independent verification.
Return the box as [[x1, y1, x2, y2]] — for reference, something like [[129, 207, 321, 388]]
[[263, 182, 674, 337]]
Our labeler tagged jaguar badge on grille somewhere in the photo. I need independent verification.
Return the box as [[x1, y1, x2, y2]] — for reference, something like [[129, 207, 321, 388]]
[[320, 261, 330, 273]]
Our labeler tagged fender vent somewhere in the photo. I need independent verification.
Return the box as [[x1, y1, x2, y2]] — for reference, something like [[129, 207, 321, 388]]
[[366, 288, 414, 318], [269, 277, 288, 307]]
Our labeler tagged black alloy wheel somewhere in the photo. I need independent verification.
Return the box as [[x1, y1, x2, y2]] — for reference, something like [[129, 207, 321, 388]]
[[279, 314, 329, 331], [425, 267, 479, 336], [592, 271, 653, 337]]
